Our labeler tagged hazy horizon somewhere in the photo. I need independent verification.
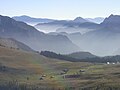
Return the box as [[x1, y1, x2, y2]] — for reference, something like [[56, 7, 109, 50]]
[[1, 0, 120, 19], [12, 15, 105, 21]]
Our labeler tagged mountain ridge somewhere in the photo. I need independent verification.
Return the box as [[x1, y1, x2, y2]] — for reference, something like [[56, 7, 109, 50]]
[[0, 37, 34, 52], [0, 15, 80, 54], [12, 15, 55, 25], [73, 17, 89, 23]]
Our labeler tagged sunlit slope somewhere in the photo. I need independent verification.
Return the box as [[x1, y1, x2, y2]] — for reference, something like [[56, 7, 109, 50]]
[[0, 46, 63, 87], [0, 46, 69, 72], [1, 46, 120, 89], [0, 37, 34, 52], [0, 46, 90, 88]]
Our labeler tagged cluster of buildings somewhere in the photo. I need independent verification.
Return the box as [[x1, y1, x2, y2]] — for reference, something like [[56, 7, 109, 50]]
[[107, 62, 120, 65]]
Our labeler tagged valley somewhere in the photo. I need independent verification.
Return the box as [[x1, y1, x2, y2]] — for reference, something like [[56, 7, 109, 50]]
[[0, 9, 120, 90]]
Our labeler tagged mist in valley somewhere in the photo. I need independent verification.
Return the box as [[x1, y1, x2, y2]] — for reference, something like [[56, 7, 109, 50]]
[[1, 0, 120, 89]]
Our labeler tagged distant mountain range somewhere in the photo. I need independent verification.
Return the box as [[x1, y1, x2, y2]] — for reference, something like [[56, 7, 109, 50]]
[[13, 15, 104, 25], [56, 22, 100, 34], [101, 14, 120, 28], [46, 14, 120, 56], [2, 14, 120, 56], [74, 14, 120, 56], [0, 15, 80, 54], [12, 15, 55, 25], [73, 17, 89, 23], [86, 17, 104, 24], [48, 32, 82, 44], [13, 15, 102, 33], [35, 17, 100, 33]]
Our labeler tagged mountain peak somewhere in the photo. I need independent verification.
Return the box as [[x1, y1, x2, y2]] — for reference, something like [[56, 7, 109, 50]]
[[73, 17, 88, 23], [101, 14, 120, 26], [109, 14, 114, 17], [74, 17, 83, 20], [107, 14, 120, 19]]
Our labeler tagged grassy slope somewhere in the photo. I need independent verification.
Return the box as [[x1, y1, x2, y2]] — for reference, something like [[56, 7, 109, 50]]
[[0, 46, 120, 89], [0, 46, 75, 88]]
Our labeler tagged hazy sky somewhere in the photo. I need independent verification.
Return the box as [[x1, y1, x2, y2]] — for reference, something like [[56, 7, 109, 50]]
[[0, 0, 120, 19]]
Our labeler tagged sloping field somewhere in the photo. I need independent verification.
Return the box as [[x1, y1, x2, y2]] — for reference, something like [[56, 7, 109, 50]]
[[1, 46, 120, 89]]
